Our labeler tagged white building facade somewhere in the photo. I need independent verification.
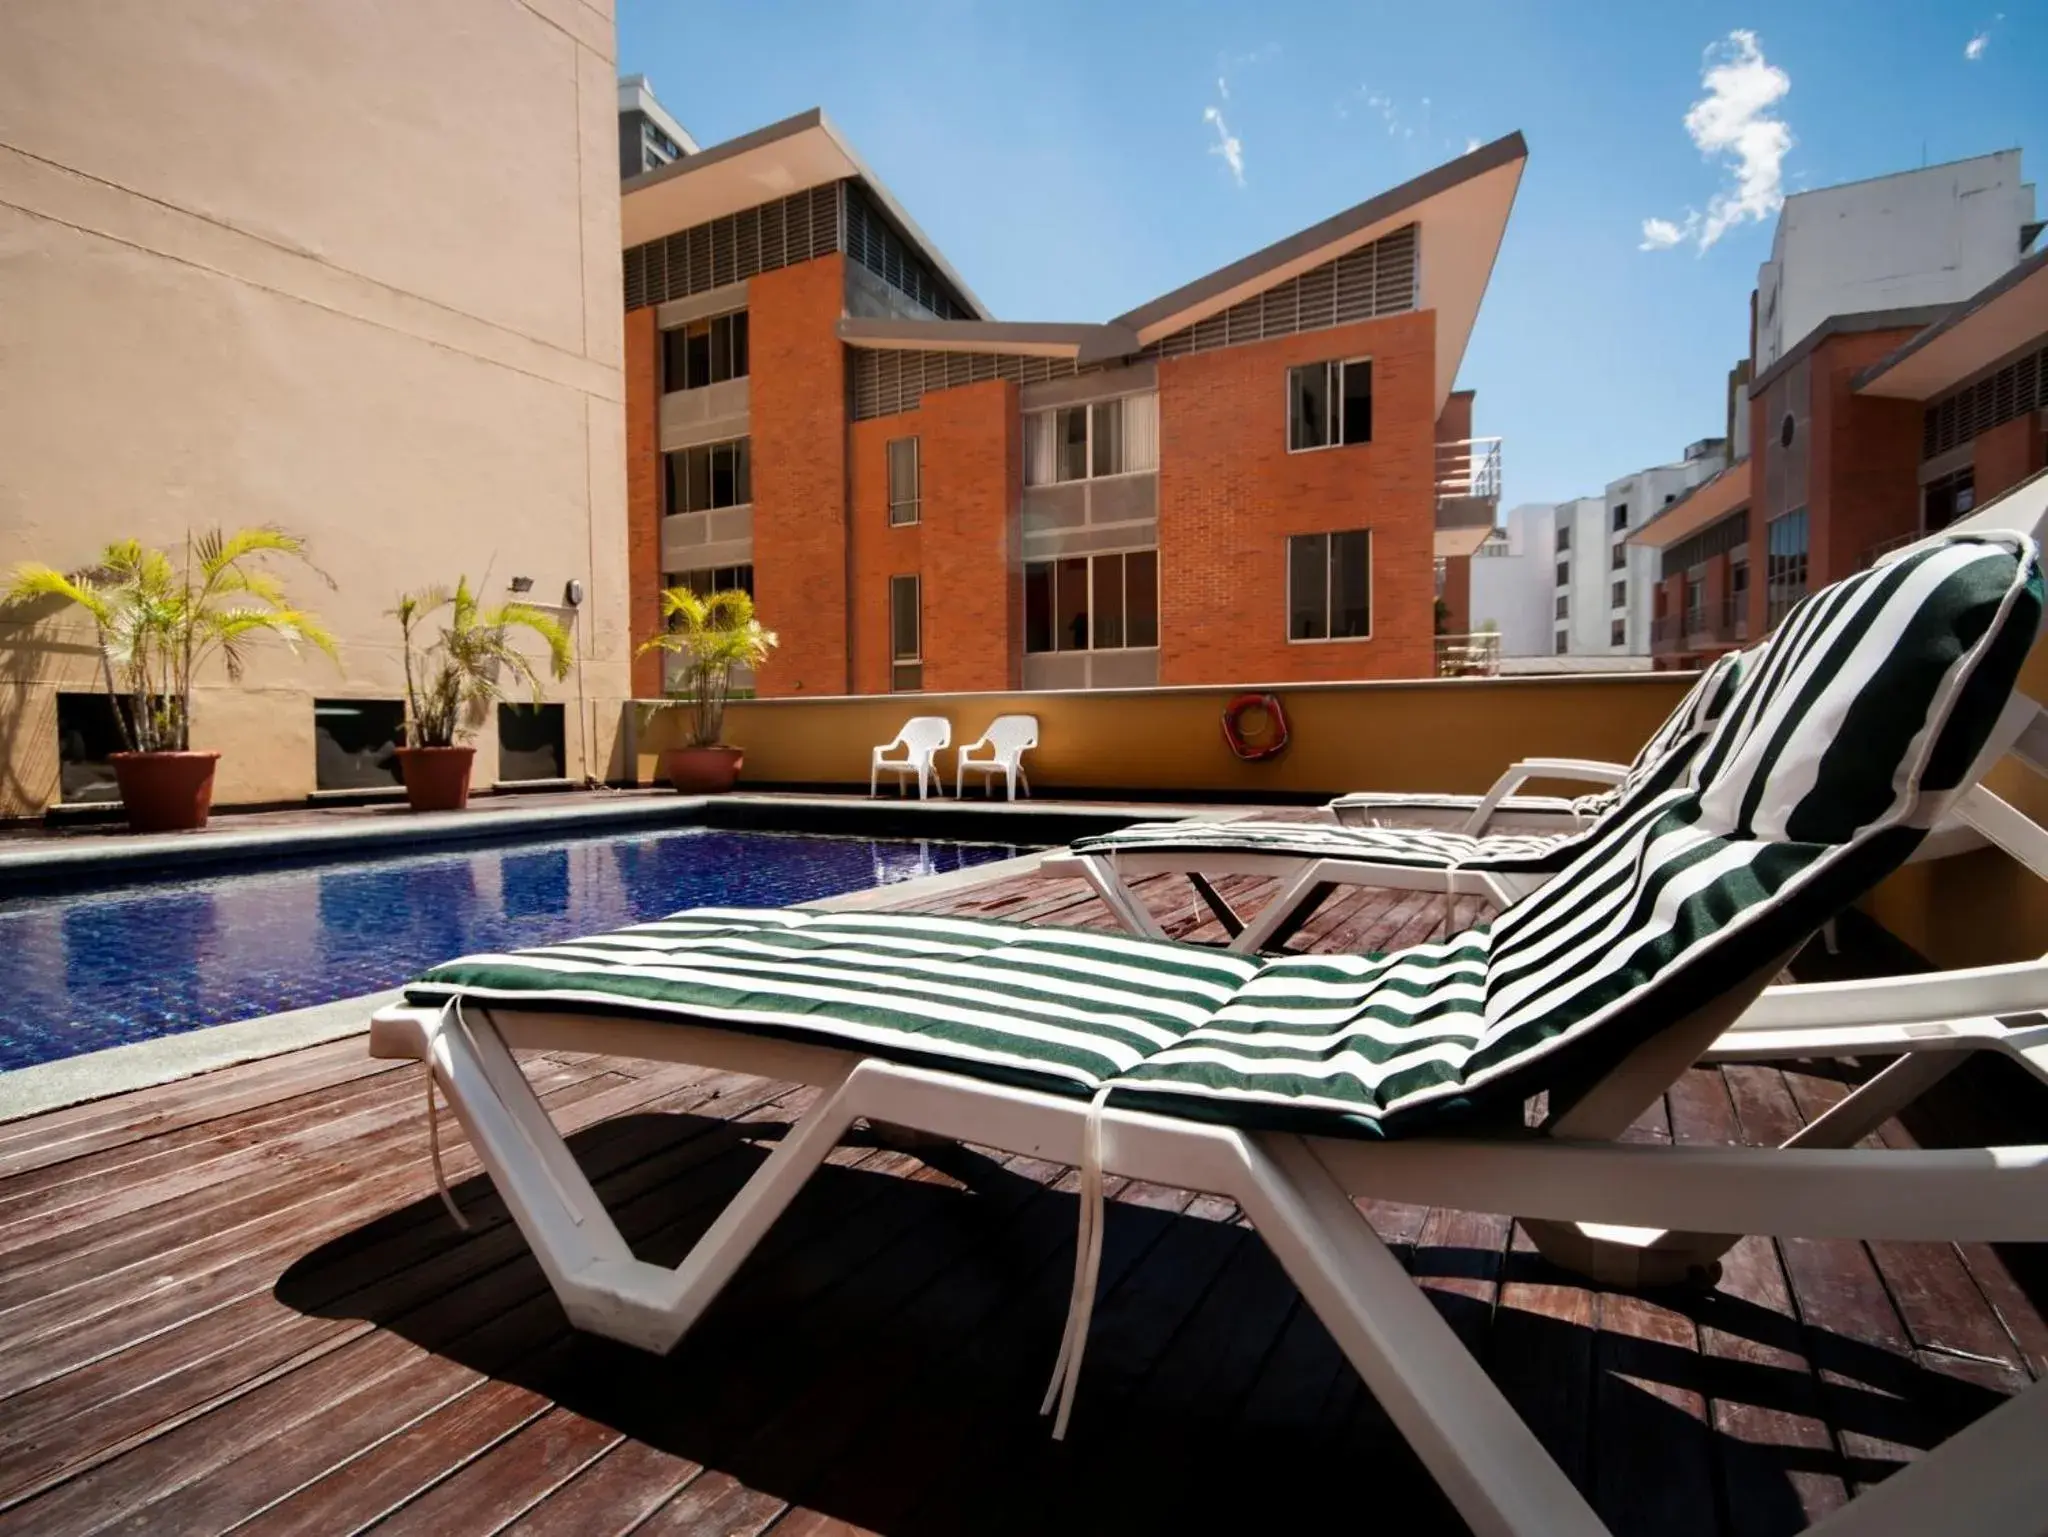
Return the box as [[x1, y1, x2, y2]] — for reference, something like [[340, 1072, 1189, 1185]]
[[1755, 151, 2037, 372], [1468, 502, 1557, 657]]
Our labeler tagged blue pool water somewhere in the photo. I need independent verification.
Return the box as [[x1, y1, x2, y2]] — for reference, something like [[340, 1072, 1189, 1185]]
[[0, 829, 1023, 1071]]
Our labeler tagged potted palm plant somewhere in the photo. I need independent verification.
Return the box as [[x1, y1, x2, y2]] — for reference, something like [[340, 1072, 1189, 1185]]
[[5, 530, 334, 832], [637, 586, 776, 793], [393, 578, 573, 812]]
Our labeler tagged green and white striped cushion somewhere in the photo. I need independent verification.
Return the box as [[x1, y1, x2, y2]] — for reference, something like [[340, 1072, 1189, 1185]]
[[406, 535, 2039, 1140], [407, 907, 1260, 1100], [1085, 649, 1747, 875], [1109, 533, 2041, 1135]]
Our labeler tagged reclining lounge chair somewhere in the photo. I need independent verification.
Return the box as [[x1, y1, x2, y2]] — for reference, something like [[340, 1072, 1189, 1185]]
[[373, 530, 2048, 1537]]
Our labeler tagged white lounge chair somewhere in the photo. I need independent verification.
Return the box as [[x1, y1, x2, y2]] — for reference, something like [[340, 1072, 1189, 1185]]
[[1040, 648, 1748, 954], [869, 715, 950, 799], [374, 531, 2048, 1537], [955, 713, 1038, 800]]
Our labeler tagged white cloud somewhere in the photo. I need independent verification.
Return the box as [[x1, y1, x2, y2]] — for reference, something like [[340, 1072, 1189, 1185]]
[[1465, 135, 1482, 154], [1965, 30, 1989, 59], [1639, 216, 1689, 250], [1204, 104, 1245, 186], [1641, 29, 1793, 253], [1217, 74, 1230, 99]]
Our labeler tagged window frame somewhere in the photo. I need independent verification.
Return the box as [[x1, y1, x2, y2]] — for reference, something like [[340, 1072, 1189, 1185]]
[[889, 573, 922, 692], [1023, 549, 1160, 655], [1027, 394, 1154, 486], [660, 309, 750, 394], [1611, 503, 1629, 532], [663, 436, 752, 516], [887, 436, 921, 526], [1610, 618, 1626, 648], [1286, 357, 1374, 454], [665, 564, 755, 600], [1611, 580, 1627, 610], [1610, 544, 1626, 571], [1284, 528, 1374, 644]]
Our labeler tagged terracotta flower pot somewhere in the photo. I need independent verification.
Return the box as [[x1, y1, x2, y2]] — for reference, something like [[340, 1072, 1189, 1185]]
[[110, 751, 220, 833], [664, 745, 744, 794], [394, 745, 477, 812]]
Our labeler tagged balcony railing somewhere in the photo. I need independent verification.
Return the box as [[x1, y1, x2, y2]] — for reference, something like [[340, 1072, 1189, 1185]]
[[1650, 597, 1749, 652], [1435, 437, 1503, 505], [1434, 631, 1502, 677]]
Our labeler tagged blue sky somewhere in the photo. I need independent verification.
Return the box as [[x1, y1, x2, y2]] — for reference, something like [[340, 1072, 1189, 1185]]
[[619, 2, 2045, 509]]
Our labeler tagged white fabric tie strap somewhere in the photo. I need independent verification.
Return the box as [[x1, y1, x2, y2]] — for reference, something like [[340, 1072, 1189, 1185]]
[[1041, 1083, 1115, 1439], [426, 997, 473, 1232]]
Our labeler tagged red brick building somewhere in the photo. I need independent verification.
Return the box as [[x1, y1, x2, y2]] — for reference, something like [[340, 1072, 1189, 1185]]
[[620, 110, 1524, 698], [1636, 248, 2048, 669]]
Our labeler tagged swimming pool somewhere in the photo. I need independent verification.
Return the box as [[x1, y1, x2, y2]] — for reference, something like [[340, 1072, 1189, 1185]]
[[0, 828, 1023, 1071]]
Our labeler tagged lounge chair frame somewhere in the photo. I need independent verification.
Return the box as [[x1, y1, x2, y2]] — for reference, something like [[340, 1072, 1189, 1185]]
[[369, 994, 2048, 1537]]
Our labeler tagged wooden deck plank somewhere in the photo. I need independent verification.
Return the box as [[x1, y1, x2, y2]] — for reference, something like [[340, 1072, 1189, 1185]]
[[0, 855, 2039, 1536]]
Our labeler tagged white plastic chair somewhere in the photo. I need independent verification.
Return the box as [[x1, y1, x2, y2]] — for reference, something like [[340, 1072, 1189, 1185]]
[[870, 716, 951, 799], [955, 714, 1038, 800]]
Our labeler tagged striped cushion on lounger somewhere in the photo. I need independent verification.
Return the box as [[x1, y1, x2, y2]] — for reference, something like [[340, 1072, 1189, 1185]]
[[1107, 533, 2041, 1136], [1330, 648, 1748, 825], [405, 534, 2038, 1141], [1079, 649, 1748, 874], [407, 907, 1260, 1100]]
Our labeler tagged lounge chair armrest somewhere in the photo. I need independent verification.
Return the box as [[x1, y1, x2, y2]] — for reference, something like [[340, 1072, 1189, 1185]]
[[1503, 758, 1629, 786], [1734, 959, 2048, 1032]]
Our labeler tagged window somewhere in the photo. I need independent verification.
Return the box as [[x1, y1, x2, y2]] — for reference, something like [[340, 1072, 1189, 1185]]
[[1023, 394, 1157, 485], [887, 437, 920, 526], [890, 574, 921, 691], [55, 692, 125, 803], [664, 437, 752, 514], [1024, 551, 1158, 653], [1924, 468, 1976, 533], [666, 564, 754, 598], [1556, 523, 1571, 553], [498, 702, 566, 782], [1556, 594, 1568, 620], [1555, 628, 1570, 655], [661, 311, 749, 392], [1555, 560, 1569, 588], [1779, 413, 1796, 449], [1684, 572, 1705, 632], [1610, 544, 1626, 570], [1765, 508, 1809, 625], [1612, 580, 1626, 609], [1663, 493, 1676, 506], [1611, 503, 1629, 531], [1287, 359, 1372, 452], [1287, 531, 1371, 641], [314, 699, 404, 790], [1611, 619, 1626, 647]]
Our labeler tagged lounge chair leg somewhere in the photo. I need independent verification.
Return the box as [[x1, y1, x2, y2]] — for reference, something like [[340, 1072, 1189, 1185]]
[[425, 1008, 862, 1356], [1068, 853, 1169, 940], [1186, 873, 1245, 939], [1243, 1134, 1607, 1537], [1234, 873, 1334, 954], [1781, 1049, 1968, 1148]]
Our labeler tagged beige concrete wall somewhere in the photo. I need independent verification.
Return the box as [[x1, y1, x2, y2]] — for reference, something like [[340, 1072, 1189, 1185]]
[[0, 0, 628, 816], [632, 673, 1696, 799]]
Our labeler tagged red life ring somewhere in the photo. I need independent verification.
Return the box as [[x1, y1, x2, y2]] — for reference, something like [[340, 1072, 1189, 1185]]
[[1222, 692, 1290, 761]]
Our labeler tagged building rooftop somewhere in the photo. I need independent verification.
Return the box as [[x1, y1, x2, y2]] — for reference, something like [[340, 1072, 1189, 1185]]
[[1855, 245, 2048, 401]]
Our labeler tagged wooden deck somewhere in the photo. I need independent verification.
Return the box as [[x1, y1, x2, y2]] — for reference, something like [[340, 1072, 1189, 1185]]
[[1, 863, 2044, 1536]]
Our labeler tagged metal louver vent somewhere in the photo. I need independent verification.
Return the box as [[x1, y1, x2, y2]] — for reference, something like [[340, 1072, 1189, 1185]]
[[851, 349, 1088, 421], [842, 185, 973, 320], [1141, 223, 1420, 360], [622, 184, 843, 311], [1922, 343, 2046, 460]]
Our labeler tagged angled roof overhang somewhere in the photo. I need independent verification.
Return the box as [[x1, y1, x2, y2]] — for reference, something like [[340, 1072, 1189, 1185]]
[[621, 108, 991, 319], [1854, 249, 2048, 401], [1628, 459, 1752, 551]]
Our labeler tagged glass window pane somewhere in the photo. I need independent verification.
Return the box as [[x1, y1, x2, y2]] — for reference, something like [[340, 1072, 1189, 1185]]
[[1056, 408, 1088, 482], [890, 575, 919, 660], [1091, 401, 1122, 477], [685, 445, 711, 513], [1339, 361, 1372, 445], [1054, 557, 1089, 651], [661, 328, 689, 393], [888, 438, 918, 523], [1125, 551, 1159, 647], [1330, 530, 1370, 637], [729, 310, 748, 378], [1094, 553, 1126, 649], [684, 321, 711, 389], [710, 442, 737, 507], [710, 315, 732, 384], [1024, 562, 1053, 653], [1289, 534, 1329, 639], [735, 437, 751, 504], [1289, 364, 1330, 451], [891, 662, 923, 692]]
